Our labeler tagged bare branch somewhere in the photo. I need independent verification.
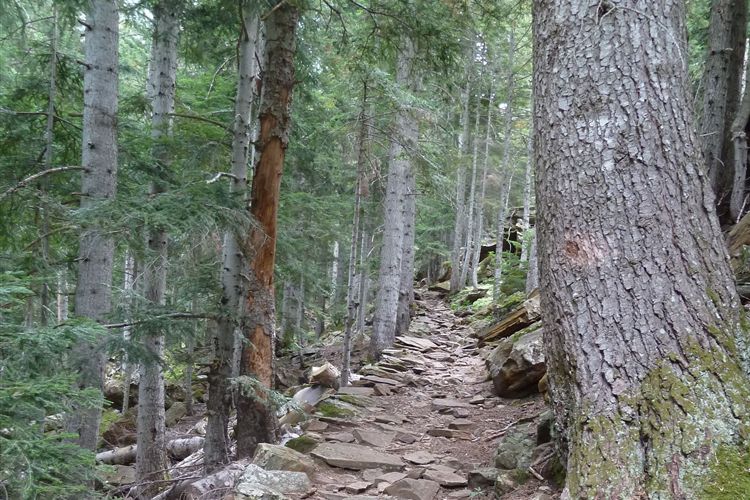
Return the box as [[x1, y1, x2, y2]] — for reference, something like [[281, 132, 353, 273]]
[[0, 166, 86, 202]]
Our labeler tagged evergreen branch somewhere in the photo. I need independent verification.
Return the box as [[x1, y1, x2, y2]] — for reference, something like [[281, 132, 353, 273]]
[[169, 112, 231, 132], [103, 312, 216, 329], [206, 172, 240, 184], [0, 167, 86, 202]]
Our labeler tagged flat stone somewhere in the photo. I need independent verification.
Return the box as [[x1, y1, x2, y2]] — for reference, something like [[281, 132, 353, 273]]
[[383, 478, 440, 500], [353, 428, 395, 448], [448, 419, 474, 430], [397, 433, 417, 444], [293, 385, 334, 407], [345, 481, 372, 493], [235, 464, 311, 498], [318, 416, 359, 427], [406, 467, 424, 479], [403, 451, 436, 465], [427, 428, 471, 439], [451, 408, 471, 418], [359, 375, 403, 386], [373, 383, 393, 396], [373, 413, 404, 424], [325, 431, 355, 443], [395, 335, 438, 352], [165, 401, 187, 427], [469, 395, 485, 405], [252, 443, 315, 475], [304, 420, 329, 432], [338, 386, 376, 397], [374, 472, 408, 484], [361, 468, 384, 481], [423, 467, 467, 487], [431, 398, 471, 410], [311, 442, 404, 471], [447, 490, 472, 499]]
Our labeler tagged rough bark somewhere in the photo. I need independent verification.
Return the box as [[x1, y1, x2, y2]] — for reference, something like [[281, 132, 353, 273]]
[[205, 4, 260, 472], [121, 252, 135, 415], [136, 2, 180, 492], [342, 82, 368, 386], [449, 73, 472, 293], [235, 2, 298, 458], [730, 44, 750, 221], [67, 0, 118, 451], [370, 34, 417, 358], [493, 174, 513, 303], [520, 133, 533, 263], [357, 225, 370, 336], [524, 229, 538, 295], [534, 1, 750, 496], [396, 141, 417, 335], [471, 80, 495, 287], [700, 0, 747, 219], [459, 91, 483, 289]]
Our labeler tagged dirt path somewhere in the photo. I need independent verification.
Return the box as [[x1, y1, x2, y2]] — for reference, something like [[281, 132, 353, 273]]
[[299, 291, 551, 500]]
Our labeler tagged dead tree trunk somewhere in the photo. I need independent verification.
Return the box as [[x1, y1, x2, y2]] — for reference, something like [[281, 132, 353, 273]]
[[471, 78, 496, 285], [459, 90, 483, 289], [449, 71, 472, 293]]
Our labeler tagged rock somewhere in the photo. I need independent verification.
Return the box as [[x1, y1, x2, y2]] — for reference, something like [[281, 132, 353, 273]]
[[101, 464, 136, 485], [235, 464, 311, 498], [448, 419, 474, 430], [495, 425, 536, 470], [487, 328, 546, 398], [311, 442, 404, 471], [494, 470, 518, 497], [345, 481, 372, 493], [403, 451, 435, 465], [536, 411, 553, 444], [469, 395, 485, 405], [406, 467, 425, 479], [325, 431, 355, 443], [165, 401, 187, 427], [303, 419, 329, 432], [531, 442, 565, 486], [353, 428, 395, 448], [397, 433, 417, 444], [383, 478, 440, 500], [394, 336, 439, 352], [362, 469, 385, 481], [373, 413, 404, 424], [451, 408, 470, 419], [468, 467, 499, 489], [447, 489, 471, 498], [374, 471, 408, 484], [423, 467, 467, 487], [253, 443, 315, 475], [427, 428, 471, 439], [285, 433, 322, 453], [358, 375, 403, 387], [293, 385, 334, 408], [338, 386, 375, 397], [431, 398, 471, 410], [373, 384, 393, 396], [102, 410, 137, 447]]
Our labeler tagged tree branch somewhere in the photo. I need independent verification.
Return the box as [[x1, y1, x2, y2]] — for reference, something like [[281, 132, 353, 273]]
[[0, 166, 86, 202], [169, 112, 231, 132], [104, 312, 216, 329]]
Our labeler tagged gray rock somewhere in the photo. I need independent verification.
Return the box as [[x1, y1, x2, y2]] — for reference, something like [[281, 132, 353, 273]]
[[374, 471, 408, 484], [448, 419, 474, 430], [494, 425, 536, 470], [383, 478, 440, 500], [487, 328, 546, 398], [235, 464, 311, 499], [165, 401, 187, 427], [431, 398, 471, 410], [423, 467, 467, 487], [326, 431, 355, 443], [403, 451, 435, 465], [252, 443, 315, 475], [468, 467, 499, 489], [494, 470, 518, 497], [345, 481, 372, 493], [311, 442, 404, 471], [353, 428, 395, 448]]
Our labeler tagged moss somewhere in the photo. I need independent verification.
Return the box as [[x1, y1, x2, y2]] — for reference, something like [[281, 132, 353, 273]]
[[315, 401, 354, 418], [702, 445, 750, 499], [285, 434, 319, 453], [99, 408, 120, 438], [335, 394, 371, 407], [494, 291, 526, 317], [511, 468, 530, 484], [706, 287, 721, 308]]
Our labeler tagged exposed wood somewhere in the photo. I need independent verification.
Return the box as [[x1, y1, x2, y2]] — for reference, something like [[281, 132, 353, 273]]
[[96, 437, 205, 465], [476, 292, 540, 346]]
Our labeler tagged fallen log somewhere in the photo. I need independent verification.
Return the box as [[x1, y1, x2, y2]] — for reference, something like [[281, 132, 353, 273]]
[[154, 459, 249, 500], [476, 292, 541, 346], [96, 437, 205, 465]]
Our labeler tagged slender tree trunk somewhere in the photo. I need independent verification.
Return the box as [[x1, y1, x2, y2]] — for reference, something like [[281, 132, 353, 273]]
[[493, 174, 513, 302], [396, 131, 418, 335], [296, 276, 305, 351], [235, 2, 298, 458], [342, 82, 368, 386], [520, 132, 533, 263], [459, 91, 482, 289], [66, 0, 119, 451], [370, 35, 417, 359], [205, 5, 260, 472], [450, 73, 472, 293], [330, 241, 339, 303], [121, 252, 135, 416], [524, 229, 537, 294], [700, 0, 747, 219], [357, 225, 370, 336], [56, 271, 68, 323], [730, 45, 750, 221], [471, 79, 496, 285], [136, 2, 179, 492], [534, 1, 750, 496]]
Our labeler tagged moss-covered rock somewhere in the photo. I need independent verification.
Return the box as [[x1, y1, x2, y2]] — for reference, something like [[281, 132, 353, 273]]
[[285, 433, 322, 454]]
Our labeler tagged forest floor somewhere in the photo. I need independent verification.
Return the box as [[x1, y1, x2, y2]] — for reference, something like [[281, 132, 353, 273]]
[[293, 290, 556, 500]]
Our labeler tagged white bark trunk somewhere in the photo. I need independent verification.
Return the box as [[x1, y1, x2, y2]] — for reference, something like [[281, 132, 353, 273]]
[[520, 132, 533, 262], [459, 90, 482, 289], [471, 79, 495, 285], [449, 69, 472, 293]]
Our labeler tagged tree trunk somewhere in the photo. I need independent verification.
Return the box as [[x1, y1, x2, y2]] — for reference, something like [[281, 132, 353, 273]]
[[235, 2, 298, 458], [136, 1, 180, 492], [524, 229, 538, 295], [370, 35, 417, 359], [493, 174, 513, 303], [342, 81, 368, 386], [121, 251, 135, 415], [450, 72, 472, 293], [730, 44, 750, 221], [67, 0, 119, 451], [534, 1, 750, 496], [471, 79, 496, 285], [396, 129, 418, 335], [331, 240, 340, 303], [700, 0, 747, 220], [520, 132, 533, 263], [459, 91, 483, 289], [205, 5, 260, 472], [357, 224, 370, 336]]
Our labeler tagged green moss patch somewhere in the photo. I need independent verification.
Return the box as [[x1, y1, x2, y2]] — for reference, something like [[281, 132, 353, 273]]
[[702, 445, 750, 499]]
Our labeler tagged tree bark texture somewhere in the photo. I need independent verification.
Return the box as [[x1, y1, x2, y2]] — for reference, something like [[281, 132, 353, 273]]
[[534, 1, 750, 497], [520, 132, 533, 263], [370, 35, 417, 358], [699, 0, 747, 220], [136, 2, 180, 492], [67, 0, 119, 451], [730, 44, 750, 221], [205, 4, 260, 472], [449, 73, 472, 293], [459, 91, 483, 289], [471, 79, 495, 287], [235, 2, 298, 458], [396, 140, 417, 335]]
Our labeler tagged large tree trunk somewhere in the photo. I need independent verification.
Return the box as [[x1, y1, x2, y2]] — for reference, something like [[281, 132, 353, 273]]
[[449, 72, 472, 293], [534, 1, 750, 497], [235, 2, 298, 458], [66, 0, 119, 451], [205, 4, 260, 472], [370, 35, 417, 359], [136, 1, 180, 493], [700, 0, 747, 221], [459, 91, 482, 289]]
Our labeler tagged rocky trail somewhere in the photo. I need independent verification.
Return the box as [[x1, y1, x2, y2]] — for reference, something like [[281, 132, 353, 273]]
[[262, 290, 558, 500]]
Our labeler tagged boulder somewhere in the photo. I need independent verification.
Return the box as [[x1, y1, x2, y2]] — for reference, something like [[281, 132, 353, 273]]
[[494, 470, 519, 497], [165, 401, 187, 427], [487, 328, 546, 398], [352, 428, 395, 448], [494, 425, 536, 470], [101, 409, 137, 447], [383, 478, 440, 500], [468, 467, 499, 489], [423, 466, 467, 487], [235, 464, 311, 499], [252, 443, 315, 475], [311, 442, 404, 471], [403, 451, 435, 465]]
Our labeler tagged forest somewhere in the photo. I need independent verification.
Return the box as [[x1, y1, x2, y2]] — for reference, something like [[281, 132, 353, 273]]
[[2, 0, 750, 498]]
